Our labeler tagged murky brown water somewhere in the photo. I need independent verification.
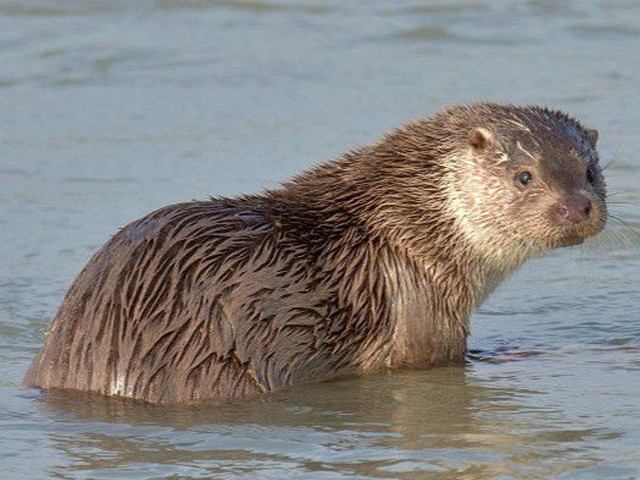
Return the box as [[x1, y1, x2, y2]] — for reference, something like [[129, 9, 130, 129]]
[[1, 1, 639, 479]]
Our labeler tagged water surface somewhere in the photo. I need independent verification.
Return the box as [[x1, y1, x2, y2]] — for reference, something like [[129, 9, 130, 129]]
[[1, 1, 639, 479]]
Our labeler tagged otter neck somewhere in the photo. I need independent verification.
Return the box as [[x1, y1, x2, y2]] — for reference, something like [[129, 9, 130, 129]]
[[274, 149, 506, 368]]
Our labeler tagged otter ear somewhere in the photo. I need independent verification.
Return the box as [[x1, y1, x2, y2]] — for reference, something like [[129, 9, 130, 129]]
[[468, 127, 494, 155], [585, 128, 599, 147]]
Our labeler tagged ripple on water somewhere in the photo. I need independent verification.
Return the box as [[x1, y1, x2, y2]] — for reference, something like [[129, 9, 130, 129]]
[[0, 3, 114, 18], [570, 23, 640, 39], [153, 0, 331, 14]]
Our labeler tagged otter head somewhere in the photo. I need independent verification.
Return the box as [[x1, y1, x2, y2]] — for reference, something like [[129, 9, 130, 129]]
[[444, 105, 607, 274]]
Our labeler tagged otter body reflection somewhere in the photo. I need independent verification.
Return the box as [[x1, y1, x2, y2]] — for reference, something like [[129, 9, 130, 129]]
[[25, 103, 607, 403]]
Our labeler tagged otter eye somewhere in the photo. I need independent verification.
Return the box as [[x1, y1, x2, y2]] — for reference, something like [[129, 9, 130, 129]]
[[518, 171, 533, 185], [586, 166, 596, 184]]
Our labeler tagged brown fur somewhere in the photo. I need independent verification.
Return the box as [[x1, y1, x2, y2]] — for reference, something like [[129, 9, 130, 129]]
[[24, 103, 607, 403]]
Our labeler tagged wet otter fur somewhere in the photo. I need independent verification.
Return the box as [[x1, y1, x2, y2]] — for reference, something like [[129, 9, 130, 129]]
[[25, 103, 607, 404]]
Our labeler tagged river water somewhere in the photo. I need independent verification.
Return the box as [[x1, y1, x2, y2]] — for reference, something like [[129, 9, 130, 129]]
[[1, 1, 639, 479]]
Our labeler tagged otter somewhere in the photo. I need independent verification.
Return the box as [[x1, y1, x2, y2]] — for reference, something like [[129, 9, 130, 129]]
[[24, 103, 607, 404]]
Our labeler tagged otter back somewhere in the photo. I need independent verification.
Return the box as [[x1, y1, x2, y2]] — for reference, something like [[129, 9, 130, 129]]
[[25, 201, 419, 403]]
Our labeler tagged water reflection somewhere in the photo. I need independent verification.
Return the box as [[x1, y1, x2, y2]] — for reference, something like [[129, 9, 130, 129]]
[[33, 366, 616, 479]]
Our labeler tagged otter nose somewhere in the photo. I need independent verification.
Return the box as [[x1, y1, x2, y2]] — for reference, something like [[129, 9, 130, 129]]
[[554, 195, 592, 224]]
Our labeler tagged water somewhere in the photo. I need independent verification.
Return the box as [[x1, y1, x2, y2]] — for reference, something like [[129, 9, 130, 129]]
[[1, 1, 639, 478]]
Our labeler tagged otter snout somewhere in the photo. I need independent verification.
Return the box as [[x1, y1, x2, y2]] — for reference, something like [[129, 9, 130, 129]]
[[554, 194, 592, 224]]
